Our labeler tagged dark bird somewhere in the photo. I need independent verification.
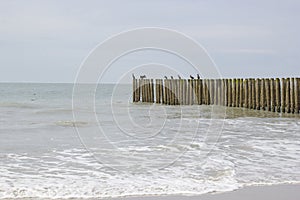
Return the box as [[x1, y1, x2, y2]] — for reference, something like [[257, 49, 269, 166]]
[[140, 75, 146, 79], [132, 73, 135, 79], [197, 74, 200, 79], [164, 76, 168, 79], [178, 75, 181, 79], [190, 75, 194, 79], [170, 76, 174, 79]]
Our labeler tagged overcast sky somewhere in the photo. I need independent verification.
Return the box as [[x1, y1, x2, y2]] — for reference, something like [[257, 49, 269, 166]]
[[0, 0, 299, 83]]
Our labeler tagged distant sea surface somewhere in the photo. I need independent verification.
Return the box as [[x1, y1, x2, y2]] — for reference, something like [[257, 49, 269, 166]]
[[0, 83, 300, 199]]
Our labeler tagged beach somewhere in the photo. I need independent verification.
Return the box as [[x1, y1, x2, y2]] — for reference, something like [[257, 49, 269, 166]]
[[109, 184, 300, 200]]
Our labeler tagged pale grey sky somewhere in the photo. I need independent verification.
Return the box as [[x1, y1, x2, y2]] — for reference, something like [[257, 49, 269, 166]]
[[0, 0, 299, 83]]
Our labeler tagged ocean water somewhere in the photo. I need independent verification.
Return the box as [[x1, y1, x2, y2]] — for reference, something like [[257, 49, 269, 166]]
[[0, 83, 300, 199]]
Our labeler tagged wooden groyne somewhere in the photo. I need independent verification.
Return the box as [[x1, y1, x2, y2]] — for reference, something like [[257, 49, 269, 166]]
[[133, 77, 300, 114]]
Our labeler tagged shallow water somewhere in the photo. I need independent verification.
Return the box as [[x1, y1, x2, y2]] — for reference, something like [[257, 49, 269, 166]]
[[0, 83, 299, 199]]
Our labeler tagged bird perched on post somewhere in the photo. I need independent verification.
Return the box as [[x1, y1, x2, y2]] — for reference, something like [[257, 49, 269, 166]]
[[132, 73, 135, 79], [170, 76, 174, 79], [197, 74, 200, 79], [164, 76, 168, 79], [140, 75, 146, 79], [190, 75, 194, 79], [178, 75, 181, 79]]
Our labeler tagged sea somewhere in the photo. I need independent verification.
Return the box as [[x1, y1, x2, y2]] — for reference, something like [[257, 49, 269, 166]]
[[0, 83, 299, 199]]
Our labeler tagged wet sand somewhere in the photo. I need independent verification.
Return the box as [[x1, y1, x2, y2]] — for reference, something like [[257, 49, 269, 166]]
[[109, 184, 300, 200]]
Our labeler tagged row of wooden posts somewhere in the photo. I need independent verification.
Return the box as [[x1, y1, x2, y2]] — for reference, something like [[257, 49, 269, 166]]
[[132, 77, 300, 114]]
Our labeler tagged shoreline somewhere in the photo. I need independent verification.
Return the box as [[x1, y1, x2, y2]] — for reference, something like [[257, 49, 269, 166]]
[[2, 183, 299, 200], [106, 183, 300, 200]]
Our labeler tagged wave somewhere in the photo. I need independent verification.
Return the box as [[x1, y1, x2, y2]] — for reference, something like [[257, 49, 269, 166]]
[[55, 120, 89, 127], [0, 102, 39, 109]]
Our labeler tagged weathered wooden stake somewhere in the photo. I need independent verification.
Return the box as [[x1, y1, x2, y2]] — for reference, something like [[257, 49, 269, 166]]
[[290, 78, 295, 113], [256, 79, 261, 110], [270, 78, 275, 112], [260, 79, 265, 110], [275, 78, 281, 112], [281, 78, 286, 113], [285, 78, 291, 113], [248, 79, 253, 109], [265, 79, 270, 111], [296, 78, 300, 114]]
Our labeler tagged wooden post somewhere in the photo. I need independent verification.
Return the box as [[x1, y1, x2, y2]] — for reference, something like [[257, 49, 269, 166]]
[[296, 78, 300, 114], [248, 79, 253, 109], [270, 78, 275, 112], [206, 79, 210, 105], [239, 79, 244, 107], [194, 79, 199, 105], [143, 79, 147, 102], [168, 79, 172, 105], [275, 78, 281, 113], [194, 79, 197, 105], [164, 79, 168, 105], [176, 79, 180, 105], [228, 79, 232, 107], [170, 79, 174, 105], [232, 78, 236, 107], [147, 79, 150, 102], [162, 79, 166, 104], [205, 79, 209, 105], [225, 79, 228, 106], [236, 78, 240, 107], [179, 79, 183, 105], [244, 79, 248, 108], [290, 78, 295, 113], [191, 79, 195, 105], [187, 79, 191, 105], [260, 79, 265, 110], [182, 79, 187, 105], [167, 79, 171, 105], [265, 79, 271, 111], [140, 79, 144, 102], [220, 79, 224, 105], [256, 79, 260, 110], [174, 79, 177, 105], [212, 79, 217, 105], [146, 79, 150, 102], [174, 79, 179, 105], [150, 79, 154, 103], [137, 79, 141, 102], [281, 78, 286, 113], [220, 79, 224, 106], [251, 79, 256, 109], [147, 79, 149, 103], [155, 79, 159, 103], [285, 78, 291, 113], [160, 79, 164, 104], [170, 79, 176, 105], [132, 77, 136, 102], [209, 79, 213, 105], [217, 79, 222, 105], [198, 79, 203, 105], [202, 79, 206, 105]]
